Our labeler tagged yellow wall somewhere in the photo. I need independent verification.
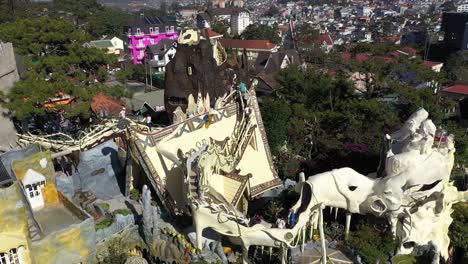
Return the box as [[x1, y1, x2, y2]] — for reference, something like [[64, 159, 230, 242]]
[[0, 183, 32, 264], [12, 151, 59, 205]]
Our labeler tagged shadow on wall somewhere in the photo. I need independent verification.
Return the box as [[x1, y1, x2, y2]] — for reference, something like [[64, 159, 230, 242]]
[[102, 146, 126, 195]]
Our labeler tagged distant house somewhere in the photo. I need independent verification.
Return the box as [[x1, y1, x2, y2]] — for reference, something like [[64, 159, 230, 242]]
[[200, 28, 224, 42], [423, 61, 444, 73], [86, 37, 124, 59], [196, 8, 251, 35], [441, 84, 468, 118], [252, 50, 301, 94], [146, 39, 177, 73], [317, 34, 334, 53], [125, 16, 179, 64], [218, 39, 278, 60]]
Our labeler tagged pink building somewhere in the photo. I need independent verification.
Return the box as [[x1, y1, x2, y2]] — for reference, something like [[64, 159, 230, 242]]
[[126, 17, 179, 64]]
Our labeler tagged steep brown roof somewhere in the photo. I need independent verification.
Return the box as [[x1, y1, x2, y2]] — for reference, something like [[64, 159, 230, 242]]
[[219, 39, 277, 50], [91, 93, 127, 116]]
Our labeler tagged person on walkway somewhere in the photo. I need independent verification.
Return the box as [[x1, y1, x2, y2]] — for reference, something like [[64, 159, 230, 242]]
[[276, 217, 286, 229], [119, 107, 126, 119], [146, 115, 152, 131], [288, 209, 296, 227]]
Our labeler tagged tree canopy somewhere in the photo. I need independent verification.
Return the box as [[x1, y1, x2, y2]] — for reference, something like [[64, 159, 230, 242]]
[[0, 17, 122, 123], [240, 24, 281, 45]]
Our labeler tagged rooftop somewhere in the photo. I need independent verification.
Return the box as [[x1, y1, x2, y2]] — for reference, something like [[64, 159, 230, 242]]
[[219, 39, 277, 50], [443, 84, 468, 95]]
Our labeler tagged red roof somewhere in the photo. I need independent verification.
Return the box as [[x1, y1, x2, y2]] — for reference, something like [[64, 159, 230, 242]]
[[400, 46, 417, 55], [201, 28, 223, 39], [374, 56, 397, 64], [423, 61, 443, 68], [318, 34, 333, 46], [91, 93, 127, 116], [389, 51, 401, 57], [443, 85, 468, 95], [218, 39, 277, 50]]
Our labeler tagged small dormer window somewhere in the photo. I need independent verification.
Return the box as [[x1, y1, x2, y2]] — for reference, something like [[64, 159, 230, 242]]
[[188, 66, 192, 75], [149, 27, 153, 33], [154, 27, 159, 34], [165, 26, 169, 32], [136, 28, 141, 34], [170, 26, 175, 32]]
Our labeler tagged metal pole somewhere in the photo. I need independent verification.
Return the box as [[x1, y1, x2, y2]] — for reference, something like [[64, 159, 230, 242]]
[[150, 61, 153, 89]]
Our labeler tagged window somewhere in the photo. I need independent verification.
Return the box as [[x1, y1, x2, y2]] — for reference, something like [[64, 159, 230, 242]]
[[0, 248, 21, 264], [136, 28, 141, 34], [168, 54, 174, 61], [149, 27, 153, 33], [9, 248, 20, 264], [0, 252, 7, 264], [165, 26, 169, 32], [157, 55, 164, 60]]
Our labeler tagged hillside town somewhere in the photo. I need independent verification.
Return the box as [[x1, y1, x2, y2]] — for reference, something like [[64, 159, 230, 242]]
[[0, 0, 468, 264]]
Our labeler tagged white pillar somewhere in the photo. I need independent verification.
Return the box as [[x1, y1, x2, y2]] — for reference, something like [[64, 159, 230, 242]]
[[345, 211, 352, 239], [319, 206, 327, 264]]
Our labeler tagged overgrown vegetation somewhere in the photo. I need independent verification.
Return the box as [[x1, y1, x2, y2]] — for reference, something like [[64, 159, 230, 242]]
[[347, 223, 399, 264], [97, 237, 129, 264]]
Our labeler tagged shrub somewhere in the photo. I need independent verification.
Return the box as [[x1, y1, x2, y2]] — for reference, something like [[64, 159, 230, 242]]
[[100, 203, 110, 211], [130, 188, 140, 200], [96, 218, 113, 230], [114, 208, 132, 216]]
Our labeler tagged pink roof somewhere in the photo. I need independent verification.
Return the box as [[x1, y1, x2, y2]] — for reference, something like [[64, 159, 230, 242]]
[[444, 85, 468, 95], [356, 53, 370, 62], [341, 52, 352, 60], [423, 61, 443, 68]]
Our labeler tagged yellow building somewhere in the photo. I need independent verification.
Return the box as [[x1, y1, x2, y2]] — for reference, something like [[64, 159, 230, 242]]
[[0, 149, 96, 264]]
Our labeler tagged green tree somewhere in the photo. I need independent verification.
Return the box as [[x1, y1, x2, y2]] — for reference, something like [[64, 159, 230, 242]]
[[261, 97, 291, 154], [240, 24, 281, 45], [347, 223, 399, 264], [445, 51, 468, 83], [449, 203, 468, 261], [87, 8, 129, 38], [264, 5, 280, 17], [211, 18, 230, 36]]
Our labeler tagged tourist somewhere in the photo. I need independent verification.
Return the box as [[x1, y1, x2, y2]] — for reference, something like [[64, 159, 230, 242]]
[[119, 107, 126, 119], [276, 218, 286, 229], [244, 106, 252, 117], [288, 209, 296, 227], [146, 115, 152, 131]]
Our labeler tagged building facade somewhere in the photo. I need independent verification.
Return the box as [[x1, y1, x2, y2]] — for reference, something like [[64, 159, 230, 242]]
[[457, 4, 468, 13], [126, 17, 179, 64], [231, 10, 251, 35]]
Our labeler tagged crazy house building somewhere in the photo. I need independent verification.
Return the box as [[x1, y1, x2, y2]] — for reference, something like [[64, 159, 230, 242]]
[[6, 29, 468, 264], [125, 17, 179, 64]]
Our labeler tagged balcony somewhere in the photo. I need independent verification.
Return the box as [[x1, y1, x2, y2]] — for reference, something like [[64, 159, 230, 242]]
[[136, 43, 146, 49], [134, 32, 145, 38], [150, 30, 160, 36]]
